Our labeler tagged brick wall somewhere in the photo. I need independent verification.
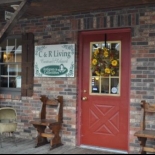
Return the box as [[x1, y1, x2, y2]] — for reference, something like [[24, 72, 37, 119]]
[[1, 4, 155, 153]]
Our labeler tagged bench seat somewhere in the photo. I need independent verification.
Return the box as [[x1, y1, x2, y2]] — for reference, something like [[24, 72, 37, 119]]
[[135, 130, 155, 139]]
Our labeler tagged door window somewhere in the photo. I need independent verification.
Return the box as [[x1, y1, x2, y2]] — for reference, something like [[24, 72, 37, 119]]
[[90, 41, 121, 96]]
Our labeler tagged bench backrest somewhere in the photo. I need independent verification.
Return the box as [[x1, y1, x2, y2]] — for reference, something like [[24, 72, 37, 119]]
[[140, 100, 155, 130], [40, 95, 63, 123]]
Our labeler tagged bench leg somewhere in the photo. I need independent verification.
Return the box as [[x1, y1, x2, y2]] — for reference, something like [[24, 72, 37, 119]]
[[49, 124, 62, 150], [33, 125, 49, 148], [138, 137, 147, 154]]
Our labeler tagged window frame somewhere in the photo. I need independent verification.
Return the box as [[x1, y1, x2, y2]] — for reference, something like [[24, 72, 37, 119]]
[[90, 41, 121, 96], [0, 35, 22, 95]]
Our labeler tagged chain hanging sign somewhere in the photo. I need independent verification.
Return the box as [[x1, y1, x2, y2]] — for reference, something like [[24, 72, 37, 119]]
[[35, 44, 75, 77]]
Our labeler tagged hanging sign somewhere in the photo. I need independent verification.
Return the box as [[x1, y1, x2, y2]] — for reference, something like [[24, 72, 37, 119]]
[[34, 44, 75, 77], [5, 11, 14, 21]]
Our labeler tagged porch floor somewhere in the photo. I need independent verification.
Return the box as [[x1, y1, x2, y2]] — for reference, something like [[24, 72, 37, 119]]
[[0, 137, 120, 154]]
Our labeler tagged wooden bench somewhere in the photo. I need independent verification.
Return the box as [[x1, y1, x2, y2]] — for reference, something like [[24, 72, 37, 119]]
[[30, 95, 63, 150], [134, 100, 155, 154]]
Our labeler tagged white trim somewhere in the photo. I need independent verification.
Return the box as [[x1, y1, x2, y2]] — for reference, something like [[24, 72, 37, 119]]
[[80, 145, 128, 154]]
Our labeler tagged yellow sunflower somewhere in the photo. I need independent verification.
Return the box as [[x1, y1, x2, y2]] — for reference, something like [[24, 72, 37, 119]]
[[92, 59, 98, 65], [105, 68, 111, 74], [111, 60, 118, 66], [104, 51, 109, 58], [94, 49, 99, 56]]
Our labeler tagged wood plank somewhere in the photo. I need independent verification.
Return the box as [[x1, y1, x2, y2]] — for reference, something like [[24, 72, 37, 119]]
[[68, 148, 86, 154], [32, 145, 51, 154], [14, 143, 35, 154], [63, 147, 84, 154], [46, 99, 58, 106], [143, 147, 155, 153], [0, 0, 31, 44], [26, 0, 155, 18], [1, 139, 34, 154], [2, 0, 155, 22], [21, 33, 34, 97], [1, 138, 49, 154], [72, 148, 90, 154], [16, 144, 49, 154], [0, 137, 24, 149], [134, 130, 155, 139], [47, 145, 68, 154], [0, 138, 116, 154], [41, 133, 54, 138], [48, 145, 75, 154], [0, 0, 23, 4], [14, 141, 37, 154]]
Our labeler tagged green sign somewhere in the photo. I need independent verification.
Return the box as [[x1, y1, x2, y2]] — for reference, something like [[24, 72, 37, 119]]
[[40, 65, 68, 76], [34, 44, 75, 77]]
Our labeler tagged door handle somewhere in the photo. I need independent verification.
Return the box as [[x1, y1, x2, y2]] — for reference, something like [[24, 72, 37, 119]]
[[82, 97, 88, 101]]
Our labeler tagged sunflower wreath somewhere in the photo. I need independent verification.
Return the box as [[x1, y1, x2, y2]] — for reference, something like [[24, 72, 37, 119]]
[[91, 47, 119, 76]]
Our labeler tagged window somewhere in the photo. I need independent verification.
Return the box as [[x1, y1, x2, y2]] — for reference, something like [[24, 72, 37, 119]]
[[90, 41, 121, 96], [0, 36, 22, 93], [0, 33, 34, 96]]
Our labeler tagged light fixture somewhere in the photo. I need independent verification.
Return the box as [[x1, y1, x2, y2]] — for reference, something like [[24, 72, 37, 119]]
[[3, 53, 7, 60], [10, 5, 19, 11], [3, 52, 11, 61]]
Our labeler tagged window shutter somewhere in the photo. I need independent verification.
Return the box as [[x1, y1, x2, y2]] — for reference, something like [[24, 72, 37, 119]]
[[21, 33, 34, 97]]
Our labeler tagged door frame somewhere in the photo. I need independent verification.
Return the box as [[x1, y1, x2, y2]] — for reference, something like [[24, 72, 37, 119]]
[[77, 28, 131, 152]]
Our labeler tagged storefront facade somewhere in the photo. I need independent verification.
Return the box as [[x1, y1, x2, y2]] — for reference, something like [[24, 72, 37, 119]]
[[1, 4, 155, 153]]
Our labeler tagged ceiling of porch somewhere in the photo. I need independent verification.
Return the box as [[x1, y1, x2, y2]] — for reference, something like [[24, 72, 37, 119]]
[[0, 0, 155, 22]]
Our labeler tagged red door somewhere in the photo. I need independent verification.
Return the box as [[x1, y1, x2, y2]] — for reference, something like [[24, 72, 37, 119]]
[[78, 29, 131, 151]]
